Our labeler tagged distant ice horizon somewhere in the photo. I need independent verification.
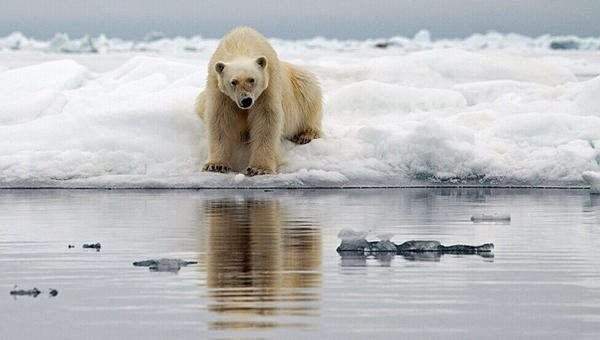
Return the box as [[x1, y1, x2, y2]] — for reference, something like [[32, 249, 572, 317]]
[[2, 0, 599, 41], [3, 28, 600, 43], [2, 29, 600, 55]]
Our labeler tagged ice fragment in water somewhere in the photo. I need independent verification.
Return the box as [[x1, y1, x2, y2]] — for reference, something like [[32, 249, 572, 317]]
[[82, 242, 101, 249], [470, 213, 511, 222], [336, 229, 494, 258], [10, 287, 41, 297], [133, 258, 198, 272]]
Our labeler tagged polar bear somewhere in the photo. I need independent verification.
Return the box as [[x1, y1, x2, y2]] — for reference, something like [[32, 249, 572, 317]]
[[195, 27, 323, 176]]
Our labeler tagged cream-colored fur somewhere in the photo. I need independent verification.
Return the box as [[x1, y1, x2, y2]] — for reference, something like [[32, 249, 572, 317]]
[[195, 26, 323, 176]]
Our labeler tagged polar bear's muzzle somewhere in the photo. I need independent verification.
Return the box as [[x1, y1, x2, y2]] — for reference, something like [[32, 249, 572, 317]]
[[240, 97, 253, 109]]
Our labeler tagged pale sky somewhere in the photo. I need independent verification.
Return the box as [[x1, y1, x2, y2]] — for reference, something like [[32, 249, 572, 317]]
[[1, 0, 599, 40]]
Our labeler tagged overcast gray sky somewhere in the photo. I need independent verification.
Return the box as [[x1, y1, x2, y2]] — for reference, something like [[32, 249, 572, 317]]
[[1, 0, 599, 40]]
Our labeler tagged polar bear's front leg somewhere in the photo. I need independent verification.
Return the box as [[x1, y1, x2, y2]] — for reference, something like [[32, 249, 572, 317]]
[[246, 106, 283, 176], [203, 102, 236, 173]]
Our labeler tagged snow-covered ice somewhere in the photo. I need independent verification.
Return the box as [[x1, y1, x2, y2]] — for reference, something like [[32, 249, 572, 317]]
[[1, 31, 600, 188]]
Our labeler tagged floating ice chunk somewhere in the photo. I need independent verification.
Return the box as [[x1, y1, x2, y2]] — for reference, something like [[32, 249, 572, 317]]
[[82, 242, 101, 249], [370, 240, 397, 252], [133, 258, 198, 272], [9, 286, 58, 297], [9, 287, 41, 297], [582, 171, 600, 194], [396, 240, 441, 251], [336, 232, 494, 258], [470, 213, 511, 222]]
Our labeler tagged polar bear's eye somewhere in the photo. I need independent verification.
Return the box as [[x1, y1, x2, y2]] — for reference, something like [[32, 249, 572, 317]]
[[248, 78, 255, 84], [231, 80, 238, 86]]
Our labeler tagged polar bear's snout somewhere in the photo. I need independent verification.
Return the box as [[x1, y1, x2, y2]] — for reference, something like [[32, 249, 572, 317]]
[[240, 97, 253, 108]]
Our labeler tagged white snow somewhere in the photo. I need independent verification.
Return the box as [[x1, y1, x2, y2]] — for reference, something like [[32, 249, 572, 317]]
[[582, 171, 600, 194], [1, 32, 600, 188]]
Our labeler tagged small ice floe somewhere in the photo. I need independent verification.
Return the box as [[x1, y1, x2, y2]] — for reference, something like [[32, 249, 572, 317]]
[[10, 287, 41, 297], [82, 242, 101, 250], [336, 229, 494, 260], [9, 286, 58, 297], [133, 258, 198, 272], [470, 213, 511, 223], [582, 171, 600, 194]]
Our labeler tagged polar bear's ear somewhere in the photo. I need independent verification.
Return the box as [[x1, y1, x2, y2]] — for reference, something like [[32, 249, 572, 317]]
[[215, 61, 226, 74], [256, 56, 267, 69]]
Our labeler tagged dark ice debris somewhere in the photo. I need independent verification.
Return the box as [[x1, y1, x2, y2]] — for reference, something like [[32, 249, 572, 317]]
[[133, 258, 198, 272], [10, 287, 41, 297], [337, 238, 494, 259], [82, 242, 101, 250], [10, 286, 59, 297]]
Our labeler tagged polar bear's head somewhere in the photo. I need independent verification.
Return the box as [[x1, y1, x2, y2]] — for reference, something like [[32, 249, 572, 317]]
[[214, 56, 269, 110]]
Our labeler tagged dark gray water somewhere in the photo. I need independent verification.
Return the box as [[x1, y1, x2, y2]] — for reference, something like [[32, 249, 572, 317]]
[[1, 189, 599, 339]]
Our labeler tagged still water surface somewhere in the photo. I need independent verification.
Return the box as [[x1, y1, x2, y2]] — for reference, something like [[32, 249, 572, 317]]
[[1, 189, 599, 339]]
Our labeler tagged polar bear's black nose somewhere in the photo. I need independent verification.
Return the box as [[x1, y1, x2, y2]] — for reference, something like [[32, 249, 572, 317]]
[[241, 98, 253, 108]]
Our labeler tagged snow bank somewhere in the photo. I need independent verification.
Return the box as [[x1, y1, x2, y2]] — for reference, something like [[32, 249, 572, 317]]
[[1, 40, 600, 187], [327, 80, 466, 114]]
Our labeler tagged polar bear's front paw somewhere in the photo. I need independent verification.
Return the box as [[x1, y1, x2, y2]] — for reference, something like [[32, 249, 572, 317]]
[[203, 163, 231, 173], [290, 130, 320, 145], [244, 167, 273, 176]]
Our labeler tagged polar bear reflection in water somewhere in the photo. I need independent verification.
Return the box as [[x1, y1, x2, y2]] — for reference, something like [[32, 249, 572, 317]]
[[203, 199, 322, 331]]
